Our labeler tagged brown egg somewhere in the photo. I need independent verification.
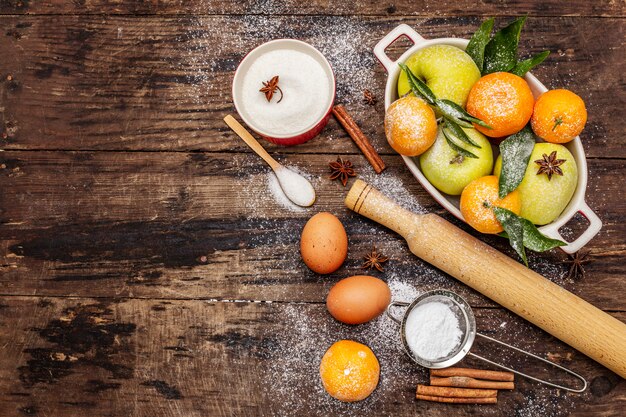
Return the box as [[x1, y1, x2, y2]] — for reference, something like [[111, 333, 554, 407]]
[[300, 212, 348, 274], [327, 275, 391, 324]]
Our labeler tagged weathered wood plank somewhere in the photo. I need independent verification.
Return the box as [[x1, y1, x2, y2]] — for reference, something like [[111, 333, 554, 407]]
[[0, 16, 623, 157], [0, 0, 623, 17], [0, 297, 624, 417], [0, 151, 622, 309]]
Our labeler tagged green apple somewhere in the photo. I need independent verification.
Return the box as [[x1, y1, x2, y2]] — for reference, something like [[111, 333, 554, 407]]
[[494, 143, 578, 225], [397, 45, 481, 108], [420, 126, 494, 195]]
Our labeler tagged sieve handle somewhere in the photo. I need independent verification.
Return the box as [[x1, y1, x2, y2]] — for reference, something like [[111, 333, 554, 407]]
[[468, 333, 587, 393], [386, 301, 410, 324]]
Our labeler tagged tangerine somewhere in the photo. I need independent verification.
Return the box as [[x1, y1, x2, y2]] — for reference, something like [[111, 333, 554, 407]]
[[319, 340, 380, 402], [531, 89, 587, 144], [384, 96, 438, 156], [460, 175, 521, 234], [466, 72, 535, 138]]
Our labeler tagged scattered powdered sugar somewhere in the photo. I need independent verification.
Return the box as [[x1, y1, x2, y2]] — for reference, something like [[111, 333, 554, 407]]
[[177, 14, 378, 109], [263, 289, 581, 417], [190, 14, 589, 415], [241, 161, 319, 214], [359, 170, 427, 215], [266, 170, 306, 212], [264, 302, 423, 416], [405, 300, 463, 361]]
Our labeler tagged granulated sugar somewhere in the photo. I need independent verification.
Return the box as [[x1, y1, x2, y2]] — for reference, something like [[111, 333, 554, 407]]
[[241, 161, 318, 214], [274, 166, 316, 207], [239, 48, 332, 135], [266, 171, 306, 213]]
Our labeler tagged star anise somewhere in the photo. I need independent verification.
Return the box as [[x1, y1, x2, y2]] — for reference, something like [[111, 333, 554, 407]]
[[329, 157, 356, 187], [564, 250, 593, 280], [535, 151, 566, 180], [362, 247, 389, 272], [259, 75, 283, 103], [363, 89, 377, 106]]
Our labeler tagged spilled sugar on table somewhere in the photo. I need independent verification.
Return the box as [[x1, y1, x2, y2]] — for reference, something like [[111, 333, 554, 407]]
[[0, 1, 625, 416]]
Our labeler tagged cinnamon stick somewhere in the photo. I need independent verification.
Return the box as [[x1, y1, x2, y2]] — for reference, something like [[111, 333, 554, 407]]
[[416, 384, 497, 398], [416, 394, 498, 404], [332, 105, 386, 174], [430, 376, 515, 390], [430, 367, 514, 382]]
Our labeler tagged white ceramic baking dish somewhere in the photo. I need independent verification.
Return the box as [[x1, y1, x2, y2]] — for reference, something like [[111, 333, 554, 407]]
[[374, 24, 601, 254]]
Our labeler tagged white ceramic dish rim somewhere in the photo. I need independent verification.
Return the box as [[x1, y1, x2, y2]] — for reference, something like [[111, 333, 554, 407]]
[[232, 39, 336, 139], [373, 24, 602, 254]]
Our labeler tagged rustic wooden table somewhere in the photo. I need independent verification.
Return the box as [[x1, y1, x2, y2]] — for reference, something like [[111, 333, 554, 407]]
[[0, 1, 624, 416]]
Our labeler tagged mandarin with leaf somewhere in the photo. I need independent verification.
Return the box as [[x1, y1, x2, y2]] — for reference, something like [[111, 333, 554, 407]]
[[460, 175, 521, 234], [466, 72, 534, 138]]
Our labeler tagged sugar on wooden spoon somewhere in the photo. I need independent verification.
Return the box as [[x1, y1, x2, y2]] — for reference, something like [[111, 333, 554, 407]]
[[224, 115, 316, 207]]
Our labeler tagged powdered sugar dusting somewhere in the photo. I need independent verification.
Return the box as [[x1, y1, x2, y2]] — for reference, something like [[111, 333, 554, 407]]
[[177, 15, 377, 108], [360, 170, 428, 215], [242, 163, 318, 214]]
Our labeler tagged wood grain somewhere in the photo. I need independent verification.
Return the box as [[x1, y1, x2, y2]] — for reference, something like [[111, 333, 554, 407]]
[[0, 296, 624, 417], [0, 0, 623, 17], [0, 4, 624, 416], [0, 151, 622, 309], [0, 16, 623, 157]]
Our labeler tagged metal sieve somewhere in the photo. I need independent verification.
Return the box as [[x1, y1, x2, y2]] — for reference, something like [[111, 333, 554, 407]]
[[387, 289, 587, 392]]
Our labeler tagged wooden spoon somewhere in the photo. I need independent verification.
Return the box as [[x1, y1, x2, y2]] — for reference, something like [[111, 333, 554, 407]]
[[224, 115, 315, 207]]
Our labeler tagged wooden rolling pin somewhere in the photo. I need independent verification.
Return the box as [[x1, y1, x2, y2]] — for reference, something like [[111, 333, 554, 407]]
[[346, 179, 626, 378]]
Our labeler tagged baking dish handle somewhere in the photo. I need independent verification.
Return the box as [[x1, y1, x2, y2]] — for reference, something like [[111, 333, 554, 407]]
[[541, 201, 602, 254], [373, 24, 425, 73]]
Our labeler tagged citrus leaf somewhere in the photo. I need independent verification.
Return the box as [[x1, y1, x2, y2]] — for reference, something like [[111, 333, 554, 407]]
[[398, 63, 437, 105], [498, 125, 535, 199], [499, 216, 566, 254], [493, 206, 527, 266], [444, 119, 481, 148], [442, 128, 479, 159], [460, 113, 492, 129], [483, 16, 527, 75], [436, 99, 492, 129], [436, 99, 472, 127], [511, 50, 550, 77], [466, 17, 495, 71], [518, 217, 567, 251]]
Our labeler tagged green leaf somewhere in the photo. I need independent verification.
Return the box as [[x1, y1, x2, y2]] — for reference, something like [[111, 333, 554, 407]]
[[498, 125, 535, 199], [466, 17, 495, 71], [483, 16, 527, 75], [436, 99, 492, 129], [518, 217, 567, 251], [499, 219, 566, 253], [442, 128, 478, 159], [398, 63, 437, 105], [444, 119, 481, 148], [493, 206, 527, 266], [436, 99, 473, 127], [511, 50, 550, 77]]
